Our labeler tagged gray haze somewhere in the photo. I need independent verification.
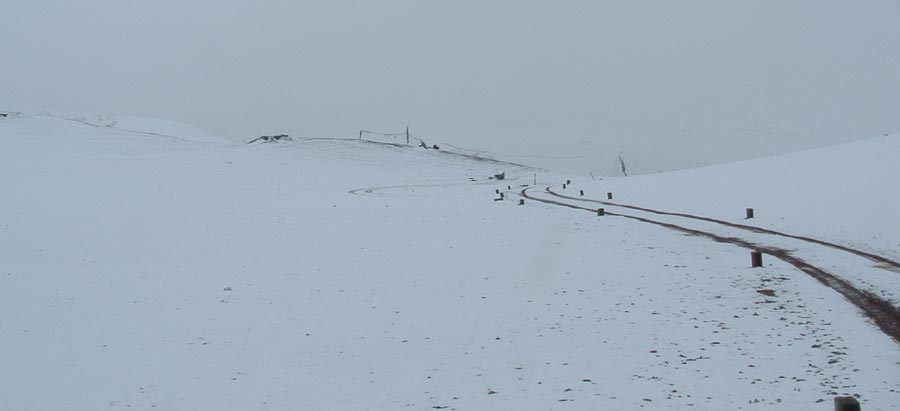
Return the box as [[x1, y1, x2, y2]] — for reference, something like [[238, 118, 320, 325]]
[[3, 0, 899, 174]]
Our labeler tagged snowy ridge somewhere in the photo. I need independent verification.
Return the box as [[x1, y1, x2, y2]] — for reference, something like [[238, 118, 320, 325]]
[[8, 111, 230, 144], [578, 133, 900, 260]]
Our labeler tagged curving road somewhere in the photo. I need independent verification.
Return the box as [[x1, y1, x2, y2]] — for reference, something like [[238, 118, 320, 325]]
[[520, 186, 900, 345], [544, 187, 900, 271]]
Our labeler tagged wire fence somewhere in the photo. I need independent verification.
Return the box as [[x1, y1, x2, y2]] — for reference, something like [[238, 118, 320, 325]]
[[359, 128, 430, 148]]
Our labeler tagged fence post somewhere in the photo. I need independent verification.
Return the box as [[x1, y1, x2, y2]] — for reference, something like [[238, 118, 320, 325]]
[[834, 396, 861, 411], [751, 251, 763, 268]]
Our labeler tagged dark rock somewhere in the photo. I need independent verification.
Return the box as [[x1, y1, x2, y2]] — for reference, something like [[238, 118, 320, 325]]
[[246, 134, 292, 144]]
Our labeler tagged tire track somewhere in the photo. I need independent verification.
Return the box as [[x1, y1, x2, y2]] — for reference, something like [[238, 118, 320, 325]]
[[349, 183, 447, 197], [350, 178, 514, 197], [544, 187, 900, 271], [520, 187, 900, 345]]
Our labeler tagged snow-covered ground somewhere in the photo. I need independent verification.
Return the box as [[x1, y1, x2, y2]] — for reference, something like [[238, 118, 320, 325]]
[[1, 113, 898, 410]]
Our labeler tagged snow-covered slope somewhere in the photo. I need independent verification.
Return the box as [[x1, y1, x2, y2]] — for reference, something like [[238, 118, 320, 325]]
[[1, 113, 898, 410], [582, 134, 900, 259]]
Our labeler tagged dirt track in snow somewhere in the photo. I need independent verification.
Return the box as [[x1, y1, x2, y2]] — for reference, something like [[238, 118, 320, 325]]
[[520, 186, 900, 345], [543, 187, 900, 271]]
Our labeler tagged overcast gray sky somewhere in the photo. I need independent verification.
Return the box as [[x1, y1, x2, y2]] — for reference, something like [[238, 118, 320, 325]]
[[2, 0, 899, 174]]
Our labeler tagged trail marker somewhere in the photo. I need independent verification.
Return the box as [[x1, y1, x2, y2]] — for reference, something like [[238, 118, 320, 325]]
[[751, 251, 763, 268], [834, 396, 860, 411]]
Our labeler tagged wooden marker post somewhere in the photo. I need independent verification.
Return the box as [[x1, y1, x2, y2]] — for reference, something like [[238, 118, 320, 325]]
[[580, 190, 584, 196], [597, 208, 605, 216], [746, 208, 754, 219], [519, 199, 525, 205], [607, 192, 613, 200], [751, 251, 763, 268], [834, 396, 861, 411]]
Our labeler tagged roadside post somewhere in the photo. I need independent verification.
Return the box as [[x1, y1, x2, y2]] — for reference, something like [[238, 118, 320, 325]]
[[751, 251, 763, 268]]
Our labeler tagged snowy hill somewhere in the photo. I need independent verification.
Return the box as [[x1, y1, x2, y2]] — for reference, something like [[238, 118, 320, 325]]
[[584, 133, 900, 258], [1, 113, 898, 410]]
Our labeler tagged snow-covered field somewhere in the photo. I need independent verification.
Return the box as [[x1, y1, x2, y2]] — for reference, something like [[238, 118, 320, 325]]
[[1, 113, 898, 410]]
